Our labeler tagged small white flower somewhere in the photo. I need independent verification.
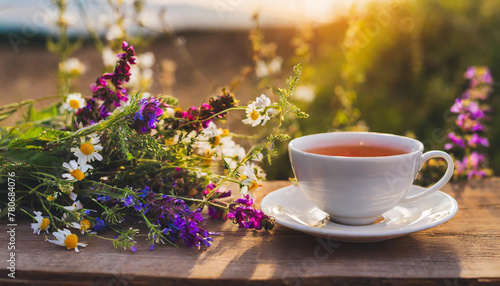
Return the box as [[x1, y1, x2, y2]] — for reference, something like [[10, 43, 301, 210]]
[[174, 130, 197, 144], [61, 93, 86, 112], [202, 122, 218, 138], [62, 160, 93, 181], [70, 134, 103, 166], [254, 94, 272, 109], [106, 24, 124, 41], [31, 211, 50, 235], [242, 94, 275, 127], [59, 58, 86, 76], [293, 85, 316, 103], [242, 102, 264, 127], [47, 229, 87, 252], [102, 47, 117, 68], [68, 219, 91, 234], [268, 57, 283, 75], [63, 200, 83, 211], [255, 60, 269, 78], [255, 57, 282, 78], [60, 10, 77, 26], [137, 52, 155, 69], [166, 107, 175, 117]]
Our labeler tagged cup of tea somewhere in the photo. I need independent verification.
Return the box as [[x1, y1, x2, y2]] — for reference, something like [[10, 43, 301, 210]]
[[288, 132, 454, 225]]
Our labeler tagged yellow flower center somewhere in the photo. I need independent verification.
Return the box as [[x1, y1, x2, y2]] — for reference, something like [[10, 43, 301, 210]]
[[80, 219, 91, 231], [249, 180, 262, 190], [64, 234, 78, 249], [250, 110, 260, 121], [70, 169, 85, 181], [47, 196, 54, 201], [80, 142, 94, 155], [40, 218, 50, 230], [211, 135, 221, 147], [221, 129, 230, 137], [69, 99, 81, 109]]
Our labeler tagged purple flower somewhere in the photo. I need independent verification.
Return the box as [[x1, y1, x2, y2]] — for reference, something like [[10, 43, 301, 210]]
[[468, 151, 484, 168], [130, 245, 137, 252], [93, 217, 106, 232], [96, 195, 111, 202], [226, 195, 274, 231], [468, 134, 489, 147], [450, 98, 464, 113], [464, 67, 475, 79], [447, 133, 465, 149], [456, 114, 483, 132], [130, 97, 166, 134], [122, 195, 136, 207], [152, 195, 215, 248], [467, 101, 484, 120], [76, 41, 136, 127]]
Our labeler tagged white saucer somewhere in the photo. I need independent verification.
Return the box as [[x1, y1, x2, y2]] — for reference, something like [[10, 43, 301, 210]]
[[260, 185, 458, 242]]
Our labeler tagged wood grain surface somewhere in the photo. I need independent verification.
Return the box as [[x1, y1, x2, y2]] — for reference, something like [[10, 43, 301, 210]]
[[1, 179, 499, 285]]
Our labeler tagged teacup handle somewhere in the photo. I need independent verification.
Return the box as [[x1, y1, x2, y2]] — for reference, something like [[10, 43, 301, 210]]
[[401, 151, 454, 203]]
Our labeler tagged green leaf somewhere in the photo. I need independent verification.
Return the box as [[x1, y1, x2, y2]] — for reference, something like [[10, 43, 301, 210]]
[[24, 103, 61, 122]]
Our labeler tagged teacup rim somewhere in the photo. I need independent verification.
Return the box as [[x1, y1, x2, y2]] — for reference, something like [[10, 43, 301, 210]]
[[289, 131, 424, 160]]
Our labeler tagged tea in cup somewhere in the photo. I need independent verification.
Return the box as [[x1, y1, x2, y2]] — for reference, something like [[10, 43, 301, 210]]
[[288, 132, 454, 225]]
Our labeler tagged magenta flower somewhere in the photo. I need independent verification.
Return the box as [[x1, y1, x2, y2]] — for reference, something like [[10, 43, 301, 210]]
[[447, 132, 465, 148], [450, 98, 464, 113], [76, 41, 136, 126], [446, 66, 493, 180], [226, 195, 273, 230], [467, 101, 484, 120], [468, 134, 489, 147]]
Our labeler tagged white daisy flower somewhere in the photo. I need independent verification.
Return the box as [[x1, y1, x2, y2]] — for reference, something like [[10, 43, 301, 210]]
[[47, 229, 87, 252], [59, 58, 86, 76], [70, 134, 103, 166], [242, 102, 264, 127], [31, 211, 50, 235], [254, 94, 272, 109], [242, 94, 275, 127], [61, 93, 86, 112], [62, 160, 93, 181], [68, 219, 91, 234]]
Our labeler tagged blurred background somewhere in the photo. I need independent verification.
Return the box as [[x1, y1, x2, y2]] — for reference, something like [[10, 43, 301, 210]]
[[0, 0, 498, 180]]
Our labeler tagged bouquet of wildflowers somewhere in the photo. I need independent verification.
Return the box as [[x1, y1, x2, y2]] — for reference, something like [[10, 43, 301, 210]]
[[0, 41, 306, 252], [445, 66, 493, 179]]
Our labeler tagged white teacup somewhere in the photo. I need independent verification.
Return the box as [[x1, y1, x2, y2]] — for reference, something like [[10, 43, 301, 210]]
[[289, 132, 454, 225]]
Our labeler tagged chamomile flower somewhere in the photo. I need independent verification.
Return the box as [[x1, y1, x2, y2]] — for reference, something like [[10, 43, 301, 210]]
[[31, 211, 50, 235], [70, 134, 103, 165], [68, 219, 91, 234], [59, 57, 86, 76], [254, 94, 271, 109], [242, 102, 264, 127], [240, 162, 265, 198], [242, 94, 275, 127], [62, 160, 93, 181], [62, 93, 86, 112], [47, 229, 87, 252]]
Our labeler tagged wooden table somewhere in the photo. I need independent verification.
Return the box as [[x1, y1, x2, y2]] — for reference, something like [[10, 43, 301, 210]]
[[1, 179, 499, 285]]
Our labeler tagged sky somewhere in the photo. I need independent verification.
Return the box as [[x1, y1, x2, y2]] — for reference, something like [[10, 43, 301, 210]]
[[0, 0, 377, 35]]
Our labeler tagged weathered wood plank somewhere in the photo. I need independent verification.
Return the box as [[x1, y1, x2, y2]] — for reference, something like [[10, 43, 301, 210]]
[[1, 179, 499, 285]]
